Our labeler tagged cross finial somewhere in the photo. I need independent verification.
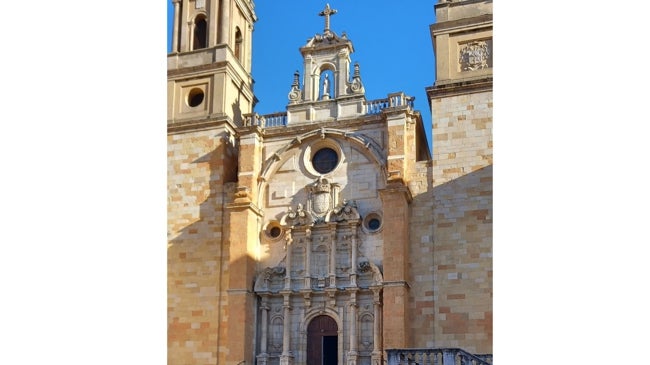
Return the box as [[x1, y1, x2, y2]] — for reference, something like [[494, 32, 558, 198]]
[[318, 3, 338, 32]]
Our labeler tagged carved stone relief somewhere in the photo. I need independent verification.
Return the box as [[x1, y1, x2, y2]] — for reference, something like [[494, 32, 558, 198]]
[[458, 40, 491, 71]]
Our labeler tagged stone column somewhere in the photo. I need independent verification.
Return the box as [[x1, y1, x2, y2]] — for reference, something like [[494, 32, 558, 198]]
[[172, 0, 180, 52], [348, 290, 359, 365], [188, 19, 195, 50], [371, 287, 383, 365], [304, 235, 311, 289], [350, 232, 358, 287], [329, 226, 336, 287], [218, 0, 231, 45], [257, 294, 270, 365], [284, 233, 292, 290], [179, 0, 189, 52], [208, 0, 219, 47], [280, 292, 293, 365]]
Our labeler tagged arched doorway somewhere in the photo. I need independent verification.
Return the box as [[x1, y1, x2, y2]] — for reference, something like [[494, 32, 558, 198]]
[[307, 315, 338, 365]]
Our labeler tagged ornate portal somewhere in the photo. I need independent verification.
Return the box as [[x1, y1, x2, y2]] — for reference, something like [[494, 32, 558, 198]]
[[257, 175, 383, 365]]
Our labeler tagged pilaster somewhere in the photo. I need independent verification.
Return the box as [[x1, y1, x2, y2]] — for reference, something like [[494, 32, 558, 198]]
[[378, 180, 412, 349], [225, 180, 263, 365], [237, 126, 263, 204], [384, 105, 412, 182]]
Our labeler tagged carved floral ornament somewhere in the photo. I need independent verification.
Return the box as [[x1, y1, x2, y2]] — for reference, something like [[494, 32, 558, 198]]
[[458, 40, 491, 71]]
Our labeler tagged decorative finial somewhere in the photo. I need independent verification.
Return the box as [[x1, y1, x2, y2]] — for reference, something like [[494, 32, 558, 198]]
[[288, 70, 302, 103], [319, 3, 338, 32]]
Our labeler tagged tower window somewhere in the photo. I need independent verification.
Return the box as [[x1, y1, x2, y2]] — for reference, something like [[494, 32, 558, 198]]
[[235, 28, 243, 61], [193, 16, 207, 50], [187, 88, 204, 107]]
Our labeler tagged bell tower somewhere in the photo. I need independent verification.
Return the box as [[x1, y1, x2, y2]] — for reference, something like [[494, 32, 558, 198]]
[[167, 0, 257, 128]]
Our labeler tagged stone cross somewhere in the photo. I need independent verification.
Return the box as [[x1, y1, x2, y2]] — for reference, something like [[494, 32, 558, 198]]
[[318, 3, 338, 32]]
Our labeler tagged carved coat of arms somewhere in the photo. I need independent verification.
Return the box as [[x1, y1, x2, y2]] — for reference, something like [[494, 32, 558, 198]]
[[459, 40, 490, 71], [307, 177, 336, 218], [312, 192, 330, 215]]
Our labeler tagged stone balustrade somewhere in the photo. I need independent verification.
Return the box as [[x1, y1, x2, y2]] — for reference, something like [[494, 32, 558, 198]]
[[365, 92, 415, 115], [386, 348, 492, 365], [243, 112, 288, 128], [242, 91, 415, 128]]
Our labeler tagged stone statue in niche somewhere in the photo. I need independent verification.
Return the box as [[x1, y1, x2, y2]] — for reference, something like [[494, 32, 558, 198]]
[[322, 74, 330, 99]]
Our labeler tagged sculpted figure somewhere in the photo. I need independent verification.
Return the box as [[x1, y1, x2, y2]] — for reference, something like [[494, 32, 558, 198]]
[[322, 74, 330, 97]]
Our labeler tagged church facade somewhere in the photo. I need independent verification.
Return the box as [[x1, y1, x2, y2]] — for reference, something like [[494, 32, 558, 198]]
[[167, 1, 492, 365]]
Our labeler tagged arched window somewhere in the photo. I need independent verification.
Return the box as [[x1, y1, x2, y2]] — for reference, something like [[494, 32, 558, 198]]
[[235, 27, 243, 61], [193, 15, 207, 50]]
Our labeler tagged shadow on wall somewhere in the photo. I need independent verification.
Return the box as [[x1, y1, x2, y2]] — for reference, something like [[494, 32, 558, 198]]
[[167, 144, 242, 363], [430, 164, 493, 353]]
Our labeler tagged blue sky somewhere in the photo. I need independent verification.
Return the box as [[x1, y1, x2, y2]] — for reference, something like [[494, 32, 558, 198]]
[[167, 1, 436, 147]]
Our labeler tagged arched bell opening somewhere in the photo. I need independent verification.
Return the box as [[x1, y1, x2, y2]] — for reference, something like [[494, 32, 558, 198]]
[[192, 14, 207, 50]]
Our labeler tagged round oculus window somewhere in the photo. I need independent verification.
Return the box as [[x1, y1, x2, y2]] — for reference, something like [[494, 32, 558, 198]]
[[312, 147, 338, 174], [264, 222, 283, 241], [363, 212, 383, 233], [187, 88, 204, 107], [269, 226, 282, 239], [367, 218, 381, 231]]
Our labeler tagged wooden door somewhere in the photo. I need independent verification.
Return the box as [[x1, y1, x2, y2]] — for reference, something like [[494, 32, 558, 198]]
[[307, 315, 338, 365]]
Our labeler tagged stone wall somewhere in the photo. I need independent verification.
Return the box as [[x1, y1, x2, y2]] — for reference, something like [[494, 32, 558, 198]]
[[407, 160, 436, 348], [430, 90, 493, 353], [167, 126, 237, 365]]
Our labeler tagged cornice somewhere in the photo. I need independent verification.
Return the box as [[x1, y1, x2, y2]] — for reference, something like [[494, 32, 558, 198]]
[[426, 76, 492, 101], [430, 14, 492, 35], [167, 60, 229, 78], [257, 114, 383, 139], [167, 114, 234, 134], [234, 0, 258, 25]]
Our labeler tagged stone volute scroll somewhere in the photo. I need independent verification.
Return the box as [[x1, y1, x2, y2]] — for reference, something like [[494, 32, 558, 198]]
[[358, 258, 383, 286], [349, 62, 365, 94], [327, 199, 360, 223], [287, 70, 302, 103], [254, 266, 286, 292], [281, 203, 313, 227]]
